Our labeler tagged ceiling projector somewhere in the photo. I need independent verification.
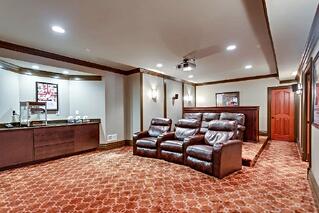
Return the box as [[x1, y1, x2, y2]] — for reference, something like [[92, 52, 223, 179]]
[[176, 58, 196, 72]]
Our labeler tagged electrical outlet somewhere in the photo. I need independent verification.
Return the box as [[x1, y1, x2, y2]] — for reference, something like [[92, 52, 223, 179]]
[[107, 135, 113, 141], [112, 134, 118, 141]]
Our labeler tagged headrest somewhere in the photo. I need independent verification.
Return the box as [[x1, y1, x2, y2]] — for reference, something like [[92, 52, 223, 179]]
[[208, 120, 237, 131], [203, 113, 220, 121], [151, 118, 172, 126], [184, 113, 202, 121], [220, 113, 245, 125], [175, 119, 200, 128]]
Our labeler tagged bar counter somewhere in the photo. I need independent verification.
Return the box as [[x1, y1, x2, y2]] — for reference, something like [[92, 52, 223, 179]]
[[0, 119, 100, 170]]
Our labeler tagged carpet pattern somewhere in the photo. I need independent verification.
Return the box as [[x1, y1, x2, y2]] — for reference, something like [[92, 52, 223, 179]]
[[0, 141, 317, 212], [242, 136, 268, 167]]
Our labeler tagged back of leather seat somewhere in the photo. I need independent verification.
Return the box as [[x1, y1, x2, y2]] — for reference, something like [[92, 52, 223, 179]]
[[204, 120, 237, 145], [174, 119, 200, 140], [200, 113, 220, 134], [184, 113, 202, 122], [220, 112, 245, 125], [148, 118, 172, 137]]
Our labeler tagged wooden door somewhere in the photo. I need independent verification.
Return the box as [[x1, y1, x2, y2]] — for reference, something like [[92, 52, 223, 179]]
[[271, 88, 295, 141]]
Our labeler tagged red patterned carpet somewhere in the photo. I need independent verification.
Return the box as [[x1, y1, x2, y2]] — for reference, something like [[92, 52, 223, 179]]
[[242, 136, 268, 167], [0, 141, 317, 212]]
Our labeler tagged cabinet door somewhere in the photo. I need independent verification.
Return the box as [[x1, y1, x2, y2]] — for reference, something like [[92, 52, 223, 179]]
[[74, 124, 99, 152], [0, 129, 34, 168], [34, 126, 75, 160]]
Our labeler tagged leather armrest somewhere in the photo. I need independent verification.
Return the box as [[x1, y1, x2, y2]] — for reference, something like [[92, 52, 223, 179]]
[[212, 140, 242, 178], [183, 135, 205, 149], [133, 130, 149, 141], [158, 132, 175, 142]]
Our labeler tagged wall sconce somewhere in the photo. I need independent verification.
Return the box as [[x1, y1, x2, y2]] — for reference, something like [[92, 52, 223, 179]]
[[292, 83, 303, 95], [151, 88, 158, 102], [172, 94, 179, 105], [184, 93, 193, 103]]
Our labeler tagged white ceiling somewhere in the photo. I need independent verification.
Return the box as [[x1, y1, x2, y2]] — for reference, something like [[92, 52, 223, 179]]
[[0, 57, 96, 75], [266, 0, 318, 80], [0, 0, 316, 83]]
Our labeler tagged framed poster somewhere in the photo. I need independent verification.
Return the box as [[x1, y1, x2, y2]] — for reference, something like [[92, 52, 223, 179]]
[[313, 55, 319, 128], [36, 82, 59, 111], [216, 91, 240, 106]]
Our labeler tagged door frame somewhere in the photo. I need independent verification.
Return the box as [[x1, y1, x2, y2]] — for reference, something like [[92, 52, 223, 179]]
[[267, 85, 296, 141], [301, 60, 313, 163]]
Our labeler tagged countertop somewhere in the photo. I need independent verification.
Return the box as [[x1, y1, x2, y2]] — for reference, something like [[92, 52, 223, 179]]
[[0, 119, 100, 132]]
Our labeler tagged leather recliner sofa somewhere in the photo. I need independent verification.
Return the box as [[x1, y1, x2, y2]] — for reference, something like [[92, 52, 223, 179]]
[[185, 120, 242, 178], [133, 118, 172, 158], [184, 112, 246, 141], [159, 119, 201, 164]]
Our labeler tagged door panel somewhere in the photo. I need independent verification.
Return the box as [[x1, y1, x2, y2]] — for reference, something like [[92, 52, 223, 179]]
[[271, 88, 295, 142]]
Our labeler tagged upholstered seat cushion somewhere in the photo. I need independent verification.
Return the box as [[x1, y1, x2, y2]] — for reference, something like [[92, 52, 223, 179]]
[[160, 140, 184, 152], [186, 145, 213, 161], [136, 137, 157, 148], [238, 124, 246, 131]]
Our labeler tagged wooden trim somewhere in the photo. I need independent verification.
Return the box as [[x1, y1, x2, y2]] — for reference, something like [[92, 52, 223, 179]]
[[196, 73, 278, 86], [261, 0, 279, 76], [182, 83, 185, 110], [194, 85, 197, 107], [140, 72, 144, 131], [124, 68, 140, 75], [280, 79, 297, 84], [163, 79, 167, 118], [0, 40, 127, 75], [297, 5, 319, 76], [98, 140, 128, 150], [267, 85, 295, 141], [140, 68, 195, 86], [0, 59, 102, 81], [309, 170, 319, 208]]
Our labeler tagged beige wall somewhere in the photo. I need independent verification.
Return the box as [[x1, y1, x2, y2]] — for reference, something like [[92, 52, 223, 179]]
[[196, 77, 283, 132], [166, 79, 183, 128], [142, 74, 164, 130], [310, 41, 319, 186], [124, 73, 141, 140]]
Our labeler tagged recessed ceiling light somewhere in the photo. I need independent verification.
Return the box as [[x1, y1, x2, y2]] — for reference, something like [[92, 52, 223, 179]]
[[156, 63, 163, 68], [74, 77, 81, 81], [32, 65, 39, 70], [291, 71, 297, 76], [245, 65, 253, 69], [25, 71, 32, 75], [63, 70, 69, 74], [188, 75, 194, 79], [51, 25, 65, 34], [226, 45, 237, 51], [53, 75, 60, 79], [0, 64, 3, 68]]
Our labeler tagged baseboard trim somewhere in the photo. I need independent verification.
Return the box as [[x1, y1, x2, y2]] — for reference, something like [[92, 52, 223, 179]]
[[98, 140, 132, 151], [259, 131, 268, 136], [309, 170, 319, 207]]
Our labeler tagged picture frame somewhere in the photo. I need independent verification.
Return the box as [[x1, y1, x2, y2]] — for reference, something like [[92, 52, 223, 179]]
[[215, 91, 240, 107], [313, 53, 319, 128], [36, 82, 59, 111]]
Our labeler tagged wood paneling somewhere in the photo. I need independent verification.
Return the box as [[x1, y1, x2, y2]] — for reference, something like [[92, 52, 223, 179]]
[[183, 106, 259, 142], [0, 129, 34, 168]]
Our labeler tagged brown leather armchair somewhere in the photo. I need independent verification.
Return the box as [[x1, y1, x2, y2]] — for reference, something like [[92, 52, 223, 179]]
[[220, 112, 246, 141], [184, 112, 202, 122], [159, 119, 201, 164], [185, 120, 242, 178], [133, 118, 172, 158]]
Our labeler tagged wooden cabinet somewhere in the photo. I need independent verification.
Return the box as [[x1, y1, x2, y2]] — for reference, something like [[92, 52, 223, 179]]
[[74, 124, 99, 152], [0, 129, 34, 168], [34, 126, 75, 160], [0, 123, 99, 169]]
